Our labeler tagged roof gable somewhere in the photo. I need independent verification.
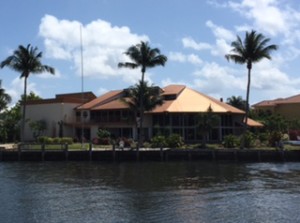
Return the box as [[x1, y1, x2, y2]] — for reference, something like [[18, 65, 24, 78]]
[[151, 86, 244, 114]]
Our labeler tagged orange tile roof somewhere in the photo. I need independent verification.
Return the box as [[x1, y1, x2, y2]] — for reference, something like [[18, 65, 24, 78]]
[[161, 85, 185, 96], [77, 90, 122, 110], [246, 118, 264, 127], [91, 99, 128, 110], [78, 85, 245, 114], [151, 87, 244, 113], [253, 94, 300, 107]]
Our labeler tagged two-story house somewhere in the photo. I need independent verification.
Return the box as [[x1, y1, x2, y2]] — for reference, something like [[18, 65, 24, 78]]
[[25, 85, 262, 142]]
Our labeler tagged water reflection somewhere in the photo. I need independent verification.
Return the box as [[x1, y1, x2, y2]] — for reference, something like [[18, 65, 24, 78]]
[[0, 162, 300, 222]]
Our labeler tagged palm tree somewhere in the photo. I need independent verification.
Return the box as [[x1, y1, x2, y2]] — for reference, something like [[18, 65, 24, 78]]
[[226, 95, 247, 111], [0, 86, 12, 113], [122, 80, 163, 144], [118, 41, 167, 148], [1, 44, 55, 141], [225, 30, 277, 148]]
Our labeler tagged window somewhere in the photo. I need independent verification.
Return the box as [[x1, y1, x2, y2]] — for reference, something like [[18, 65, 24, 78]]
[[221, 115, 233, 127], [171, 114, 182, 126]]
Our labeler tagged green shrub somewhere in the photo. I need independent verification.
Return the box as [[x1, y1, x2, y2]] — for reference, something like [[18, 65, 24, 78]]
[[166, 134, 184, 148], [143, 142, 151, 148], [97, 128, 111, 139], [223, 134, 239, 148], [37, 136, 54, 144], [45, 137, 53, 144], [37, 136, 73, 144], [37, 136, 48, 144], [130, 140, 137, 149], [258, 132, 269, 143], [268, 131, 283, 147], [243, 131, 256, 148], [52, 137, 61, 144], [151, 135, 167, 148]]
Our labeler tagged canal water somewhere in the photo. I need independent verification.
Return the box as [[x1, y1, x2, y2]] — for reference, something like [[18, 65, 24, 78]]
[[0, 161, 300, 223]]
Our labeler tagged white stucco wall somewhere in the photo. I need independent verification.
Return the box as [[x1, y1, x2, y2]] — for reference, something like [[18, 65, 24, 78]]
[[24, 102, 79, 141]]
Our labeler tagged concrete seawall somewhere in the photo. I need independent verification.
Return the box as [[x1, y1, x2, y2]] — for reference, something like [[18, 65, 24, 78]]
[[0, 149, 300, 162]]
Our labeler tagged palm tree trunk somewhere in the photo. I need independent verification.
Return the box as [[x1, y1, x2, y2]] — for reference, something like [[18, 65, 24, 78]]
[[241, 67, 251, 148], [138, 72, 145, 151], [21, 77, 27, 142]]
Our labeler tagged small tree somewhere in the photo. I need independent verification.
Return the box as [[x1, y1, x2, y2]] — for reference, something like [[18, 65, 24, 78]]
[[29, 120, 47, 141], [196, 106, 220, 148], [97, 128, 111, 145]]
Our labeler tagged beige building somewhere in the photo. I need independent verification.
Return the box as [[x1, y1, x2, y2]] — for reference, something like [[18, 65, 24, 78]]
[[25, 85, 262, 142], [25, 92, 96, 141], [253, 94, 300, 121]]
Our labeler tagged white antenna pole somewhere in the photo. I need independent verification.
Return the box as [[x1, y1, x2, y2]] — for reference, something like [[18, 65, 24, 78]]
[[80, 25, 84, 95], [80, 25, 85, 148]]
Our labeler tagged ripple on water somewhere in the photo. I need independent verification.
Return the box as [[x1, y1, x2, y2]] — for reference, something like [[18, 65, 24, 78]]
[[0, 162, 300, 223]]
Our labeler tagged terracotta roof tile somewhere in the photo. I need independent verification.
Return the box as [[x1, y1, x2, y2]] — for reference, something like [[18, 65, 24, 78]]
[[246, 118, 264, 127], [76, 85, 245, 114], [77, 90, 123, 110], [161, 85, 186, 95], [253, 94, 300, 107], [91, 99, 128, 110], [151, 87, 244, 113]]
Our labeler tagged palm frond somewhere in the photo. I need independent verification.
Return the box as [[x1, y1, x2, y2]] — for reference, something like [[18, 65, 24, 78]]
[[118, 41, 167, 80]]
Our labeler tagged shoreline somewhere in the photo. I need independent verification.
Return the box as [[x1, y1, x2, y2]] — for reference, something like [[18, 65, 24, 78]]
[[0, 148, 299, 162]]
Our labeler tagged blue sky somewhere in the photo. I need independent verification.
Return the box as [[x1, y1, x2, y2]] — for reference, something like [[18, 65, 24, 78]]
[[1, 0, 300, 106]]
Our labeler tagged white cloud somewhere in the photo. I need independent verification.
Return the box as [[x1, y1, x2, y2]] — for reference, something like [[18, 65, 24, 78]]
[[206, 20, 235, 41], [228, 0, 300, 43], [5, 77, 39, 105], [188, 54, 203, 65], [182, 37, 212, 51], [168, 52, 186, 63], [193, 62, 244, 92], [36, 69, 62, 79], [161, 78, 189, 87], [39, 15, 149, 81], [181, 21, 233, 58], [96, 87, 109, 96], [169, 52, 203, 65]]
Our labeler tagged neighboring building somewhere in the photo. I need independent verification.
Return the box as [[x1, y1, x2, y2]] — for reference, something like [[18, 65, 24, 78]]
[[25, 85, 262, 142], [25, 92, 96, 141], [253, 94, 300, 121]]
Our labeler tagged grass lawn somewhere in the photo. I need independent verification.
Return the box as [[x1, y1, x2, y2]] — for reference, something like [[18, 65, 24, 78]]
[[18, 143, 114, 151]]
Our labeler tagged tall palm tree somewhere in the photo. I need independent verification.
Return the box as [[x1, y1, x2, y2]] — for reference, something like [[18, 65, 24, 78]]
[[118, 41, 167, 148], [225, 30, 277, 148], [122, 80, 163, 143], [1, 44, 55, 141]]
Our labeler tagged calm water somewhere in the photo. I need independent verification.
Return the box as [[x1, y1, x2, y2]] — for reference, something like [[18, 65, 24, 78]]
[[1, 161, 300, 223]]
